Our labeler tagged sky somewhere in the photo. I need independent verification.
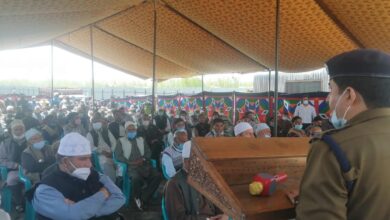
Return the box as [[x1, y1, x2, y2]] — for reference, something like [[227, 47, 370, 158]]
[[0, 45, 259, 87]]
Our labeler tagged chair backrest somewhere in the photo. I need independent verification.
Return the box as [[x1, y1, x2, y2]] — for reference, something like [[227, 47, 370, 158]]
[[91, 151, 103, 173], [162, 164, 171, 180], [150, 159, 157, 169], [18, 166, 35, 220], [0, 166, 7, 181], [0, 166, 11, 213], [112, 152, 131, 207], [161, 195, 169, 220], [18, 166, 32, 189]]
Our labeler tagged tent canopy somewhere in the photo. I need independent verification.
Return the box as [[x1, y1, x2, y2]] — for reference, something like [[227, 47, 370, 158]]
[[1, 0, 389, 80]]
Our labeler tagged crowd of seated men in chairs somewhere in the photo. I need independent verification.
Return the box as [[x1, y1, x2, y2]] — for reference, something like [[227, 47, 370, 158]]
[[0, 97, 330, 219]]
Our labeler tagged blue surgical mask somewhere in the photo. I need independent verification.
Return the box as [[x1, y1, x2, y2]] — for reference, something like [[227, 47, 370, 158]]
[[92, 122, 102, 130], [177, 143, 184, 149], [127, 131, 137, 139], [294, 124, 303, 130], [32, 141, 45, 150], [330, 90, 351, 129]]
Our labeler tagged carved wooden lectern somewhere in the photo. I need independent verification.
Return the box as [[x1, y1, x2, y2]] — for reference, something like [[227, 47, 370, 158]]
[[187, 137, 310, 220]]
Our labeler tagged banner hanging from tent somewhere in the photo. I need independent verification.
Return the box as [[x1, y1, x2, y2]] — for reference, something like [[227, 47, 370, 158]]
[[202, 92, 234, 122], [111, 92, 330, 124]]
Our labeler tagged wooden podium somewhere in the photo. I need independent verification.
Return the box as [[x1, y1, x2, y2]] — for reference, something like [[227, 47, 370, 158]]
[[187, 137, 310, 220]]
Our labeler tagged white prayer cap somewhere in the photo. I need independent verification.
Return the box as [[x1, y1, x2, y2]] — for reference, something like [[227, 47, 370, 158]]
[[182, 141, 192, 159], [48, 109, 56, 115], [25, 128, 41, 141], [174, 128, 187, 138], [10, 119, 24, 129], [58, 132, 91, 156], [234, 122, 253, 136], [255, 123, 270, 133], [6, 106, 14, 111], [124, 121, 137, 129]]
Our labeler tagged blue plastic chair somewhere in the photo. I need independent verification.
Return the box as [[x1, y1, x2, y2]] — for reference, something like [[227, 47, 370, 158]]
[[112, 152, 131, 207], [91, 151, 103, 173], [18, 166, 35, 220], [0, 166, 11, 213]]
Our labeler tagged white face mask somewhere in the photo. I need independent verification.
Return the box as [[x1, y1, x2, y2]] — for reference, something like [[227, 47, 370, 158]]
[[92, 122, 102, 130], [13, 134, 25, 140], [68, 160, 91, 181], [213, 129, 224, 136], [303, 100, 309, 105], [330, 89, 351, 129], [142, 120, 150, 127]]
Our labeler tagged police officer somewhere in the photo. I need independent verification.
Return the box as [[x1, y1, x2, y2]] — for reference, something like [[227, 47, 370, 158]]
[[296, 49, 390, 220]]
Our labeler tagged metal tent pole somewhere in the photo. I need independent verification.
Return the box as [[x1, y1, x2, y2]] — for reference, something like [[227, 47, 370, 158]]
[[268, 69, 271, 116], [50, 41, 54, 104], [202, 74, 206, 112], [89, 25, 96, 110], [273, 0, 280, 136], [151, 0, 157, 117]]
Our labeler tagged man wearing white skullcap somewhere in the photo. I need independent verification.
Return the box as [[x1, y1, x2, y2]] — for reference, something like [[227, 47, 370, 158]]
[[86, 113, 117, 182], [115, 121, 162, 211], [254, 123, 272, 138], [21, 128, 55, 183], [234, 122, 254, 138], [0, 119, 27, 211], [164, 141, 229, 220], [31, 132, 125, 220], [161, 129, 188, 179]]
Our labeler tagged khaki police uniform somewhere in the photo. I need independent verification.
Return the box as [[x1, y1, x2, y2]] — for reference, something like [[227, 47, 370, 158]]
[[297, 108, 390, 220]]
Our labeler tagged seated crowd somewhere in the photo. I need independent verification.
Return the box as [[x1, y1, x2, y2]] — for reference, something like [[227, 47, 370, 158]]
[[0, 94, 330, 219]]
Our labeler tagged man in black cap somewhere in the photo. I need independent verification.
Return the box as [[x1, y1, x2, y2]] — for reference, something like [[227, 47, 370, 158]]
[[296, 49, 390, 220]]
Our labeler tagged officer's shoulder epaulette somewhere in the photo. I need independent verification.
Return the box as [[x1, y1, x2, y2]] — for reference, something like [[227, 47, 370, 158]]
[[310, 127, 342, 144]]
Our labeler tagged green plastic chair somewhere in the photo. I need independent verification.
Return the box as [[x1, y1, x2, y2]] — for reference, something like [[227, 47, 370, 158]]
[[112, 152, 131, 207], [0, 166, 11, 213], [161, 194, 169, 220], [18, 166, 35, 220], [150, 159, 157, 169], [91, 151, 103, 173], [161, 164, 171, 180], [112, 154, 159, 206]]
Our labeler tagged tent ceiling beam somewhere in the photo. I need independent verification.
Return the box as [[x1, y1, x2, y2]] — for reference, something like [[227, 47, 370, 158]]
[[31, 3, 144, 48], [314, 0, 365, 49]]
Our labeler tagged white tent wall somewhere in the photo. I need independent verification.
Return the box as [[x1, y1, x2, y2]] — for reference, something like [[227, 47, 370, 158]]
[[253, 69, 329, 93]]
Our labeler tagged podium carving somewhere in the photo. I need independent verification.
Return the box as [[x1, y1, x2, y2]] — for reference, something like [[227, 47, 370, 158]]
[[187, 137, 310, 220]]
